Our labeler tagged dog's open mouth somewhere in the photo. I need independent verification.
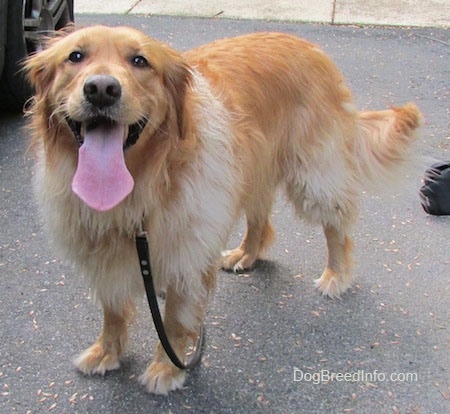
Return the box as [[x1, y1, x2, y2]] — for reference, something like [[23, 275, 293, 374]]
[[67, 116, 147, 150], [67, 116, 147, 212]]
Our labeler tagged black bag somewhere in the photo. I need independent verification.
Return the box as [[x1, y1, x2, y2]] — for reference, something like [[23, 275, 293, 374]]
[[420, 161, 450, 215]]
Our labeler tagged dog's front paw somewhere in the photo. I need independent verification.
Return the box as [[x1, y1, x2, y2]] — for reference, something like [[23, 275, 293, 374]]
[[139, 360, 186, 395], [73, 342, 121, 375], [314, 268, 353, 299]]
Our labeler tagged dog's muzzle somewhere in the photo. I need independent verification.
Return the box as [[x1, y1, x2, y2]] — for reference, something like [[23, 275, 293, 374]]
[[66, 74, 148, 149]]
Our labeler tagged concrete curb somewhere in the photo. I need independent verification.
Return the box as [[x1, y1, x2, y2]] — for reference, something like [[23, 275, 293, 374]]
[[75, 0, 450, 28]]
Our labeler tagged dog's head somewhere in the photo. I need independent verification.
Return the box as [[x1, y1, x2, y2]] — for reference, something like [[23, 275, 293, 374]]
[[26, 25, 192, 211]]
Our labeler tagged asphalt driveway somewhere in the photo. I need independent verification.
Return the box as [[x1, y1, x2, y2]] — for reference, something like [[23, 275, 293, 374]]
[[0, 15, 448, 413]]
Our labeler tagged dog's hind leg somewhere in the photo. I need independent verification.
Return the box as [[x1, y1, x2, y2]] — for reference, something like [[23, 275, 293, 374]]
[[221, 196, 276, 272], [285, 159, 358, 298], [74, 299, 134, 375], [314, 224, 354, 299]]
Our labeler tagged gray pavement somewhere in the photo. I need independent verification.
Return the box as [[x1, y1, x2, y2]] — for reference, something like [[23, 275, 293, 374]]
[[76, 0, 450, 27], [1, 12, 449, 414]]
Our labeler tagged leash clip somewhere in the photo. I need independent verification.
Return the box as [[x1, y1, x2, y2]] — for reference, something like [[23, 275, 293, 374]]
[[136, 221, 147, 239]]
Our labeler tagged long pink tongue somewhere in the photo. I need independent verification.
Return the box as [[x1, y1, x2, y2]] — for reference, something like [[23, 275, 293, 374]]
[[72, 122, 134, 212]]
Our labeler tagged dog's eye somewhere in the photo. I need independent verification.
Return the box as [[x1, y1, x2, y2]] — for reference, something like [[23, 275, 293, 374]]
[[68, 51, 84, 63], [131, 55, 150, 68]]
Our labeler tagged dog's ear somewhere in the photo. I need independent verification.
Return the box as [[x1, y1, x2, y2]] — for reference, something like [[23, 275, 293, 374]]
[[25, 29, 72, 96], [163, 55, 192, 139], [25, 50, 55, 96]]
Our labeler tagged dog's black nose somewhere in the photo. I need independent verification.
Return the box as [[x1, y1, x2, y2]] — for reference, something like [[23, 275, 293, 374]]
[[83, 75, 122, 109]]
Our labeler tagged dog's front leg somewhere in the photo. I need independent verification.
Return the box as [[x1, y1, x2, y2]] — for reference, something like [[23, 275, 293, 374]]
[[74, 300, 134, 375], [140, 271, 213, 395]]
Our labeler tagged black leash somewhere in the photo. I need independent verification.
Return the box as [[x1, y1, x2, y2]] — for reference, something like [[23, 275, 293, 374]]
[[135, 229, 204, 370]]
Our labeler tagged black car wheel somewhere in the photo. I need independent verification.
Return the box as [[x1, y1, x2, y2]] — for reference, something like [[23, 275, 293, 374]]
[[0, 0, 74, 110]]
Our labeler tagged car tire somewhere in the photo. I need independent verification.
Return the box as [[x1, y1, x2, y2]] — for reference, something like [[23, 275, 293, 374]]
[[0, 0, 74, 111]]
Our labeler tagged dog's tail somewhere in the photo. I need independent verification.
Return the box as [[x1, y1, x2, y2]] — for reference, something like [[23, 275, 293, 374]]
[[354, 102, 421, 189]]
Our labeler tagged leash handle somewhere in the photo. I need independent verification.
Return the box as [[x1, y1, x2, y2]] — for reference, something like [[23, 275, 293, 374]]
[[135, 232, 204, 370]]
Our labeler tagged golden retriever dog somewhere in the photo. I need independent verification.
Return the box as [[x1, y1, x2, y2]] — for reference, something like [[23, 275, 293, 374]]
[[26, 26, 420, 394]]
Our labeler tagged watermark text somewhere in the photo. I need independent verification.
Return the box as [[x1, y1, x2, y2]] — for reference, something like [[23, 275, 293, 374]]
[[293, 368, 418, 385]]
